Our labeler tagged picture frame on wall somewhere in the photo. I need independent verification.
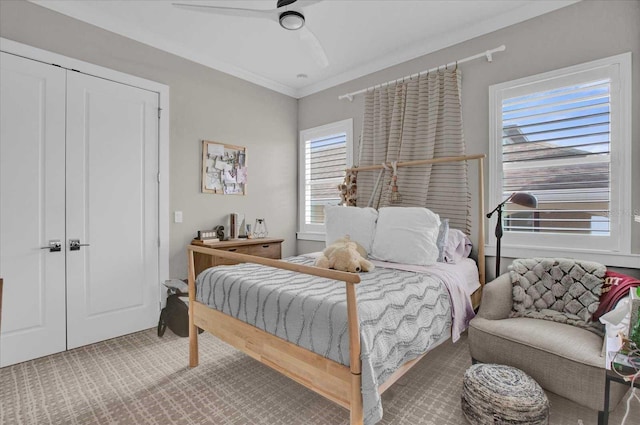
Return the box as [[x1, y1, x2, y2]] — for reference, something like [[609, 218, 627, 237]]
[[201, 140, 247, 195]]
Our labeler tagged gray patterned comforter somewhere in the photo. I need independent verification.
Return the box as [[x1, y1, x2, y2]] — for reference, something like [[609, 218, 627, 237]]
[[196, 256, 452, 425]]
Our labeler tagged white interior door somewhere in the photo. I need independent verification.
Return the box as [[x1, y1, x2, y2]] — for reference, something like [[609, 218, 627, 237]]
[[65, 72, 159, 349], [0, 52, 67, 367]]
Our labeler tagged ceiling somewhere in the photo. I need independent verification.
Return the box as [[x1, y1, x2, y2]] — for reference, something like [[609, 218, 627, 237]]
[[30, 0, 579, 98]]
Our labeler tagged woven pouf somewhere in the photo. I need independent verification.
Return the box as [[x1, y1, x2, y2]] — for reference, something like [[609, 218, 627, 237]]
[[461, 364, 549, 425]]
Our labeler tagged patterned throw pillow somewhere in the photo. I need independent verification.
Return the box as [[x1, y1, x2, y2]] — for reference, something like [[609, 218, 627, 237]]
[[509, 258, 606, 334]]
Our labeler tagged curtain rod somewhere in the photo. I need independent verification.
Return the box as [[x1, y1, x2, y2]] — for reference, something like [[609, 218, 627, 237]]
[[338, 45, 506, 101], [346, 154, 485, 172]]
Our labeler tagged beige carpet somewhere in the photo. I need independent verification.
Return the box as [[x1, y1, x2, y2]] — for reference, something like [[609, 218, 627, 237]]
[[1, 329, 637, 425]]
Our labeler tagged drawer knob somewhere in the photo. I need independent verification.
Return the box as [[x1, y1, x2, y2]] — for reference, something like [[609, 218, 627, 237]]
[[228, 248, 237, 252], [262, 245, 270, 248]]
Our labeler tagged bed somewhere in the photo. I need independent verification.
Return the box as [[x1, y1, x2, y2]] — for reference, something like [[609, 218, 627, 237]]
[[187, 154, 486, 425]]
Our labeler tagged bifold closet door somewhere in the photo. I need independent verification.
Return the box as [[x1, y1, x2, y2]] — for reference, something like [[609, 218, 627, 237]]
[[0, 52, 67, 367], [65, 72, 160, 349]]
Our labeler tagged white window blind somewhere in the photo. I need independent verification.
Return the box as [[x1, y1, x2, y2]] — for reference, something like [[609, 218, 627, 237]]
[[501, 79, 611, 236], [489, 53, 632, 259], [304, 133, 347, 225], [298, 119, 353, 240]]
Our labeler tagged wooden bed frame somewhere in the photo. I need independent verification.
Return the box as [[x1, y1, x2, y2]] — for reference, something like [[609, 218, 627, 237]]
[[187, 154, 486, 425]]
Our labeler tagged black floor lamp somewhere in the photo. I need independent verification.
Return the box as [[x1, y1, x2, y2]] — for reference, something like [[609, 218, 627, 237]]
[[486, 192, 538, 278]]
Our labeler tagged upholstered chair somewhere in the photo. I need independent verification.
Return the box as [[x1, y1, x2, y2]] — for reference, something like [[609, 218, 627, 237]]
[[468, 273, 629, 423]]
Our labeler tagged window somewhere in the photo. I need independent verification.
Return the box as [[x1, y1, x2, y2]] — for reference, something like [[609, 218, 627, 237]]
[[489, 53, 632, 263], [298, 119, 353, 241]]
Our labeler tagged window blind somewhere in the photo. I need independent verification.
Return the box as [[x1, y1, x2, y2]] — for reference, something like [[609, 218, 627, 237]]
[[304, 133, 347, 225], [501, 79, 611, 235]]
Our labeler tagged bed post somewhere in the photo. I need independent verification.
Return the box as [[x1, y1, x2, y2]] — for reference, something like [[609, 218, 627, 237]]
[[346, 283, 363, 425], [188, 249, 199, 368]]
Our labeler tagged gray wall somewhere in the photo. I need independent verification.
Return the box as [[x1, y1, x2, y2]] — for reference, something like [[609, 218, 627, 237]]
[[0, 0, 298, 279], [297, 0, 640, 279], [2, 1, 638, 280]]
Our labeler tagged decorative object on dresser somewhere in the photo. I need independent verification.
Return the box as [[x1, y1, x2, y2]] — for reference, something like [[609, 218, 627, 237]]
[[190, 238, 283, 277], [228, 212, 246, 239], [253, 218, 268, 238], [486, 192, 538, 278], [212, 225, 226, 241], [196, 230, 219, 244]]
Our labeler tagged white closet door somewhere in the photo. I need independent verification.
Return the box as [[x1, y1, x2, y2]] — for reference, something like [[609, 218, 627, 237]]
[[65, 72, 159, 349], [0, 52, 67, 366]]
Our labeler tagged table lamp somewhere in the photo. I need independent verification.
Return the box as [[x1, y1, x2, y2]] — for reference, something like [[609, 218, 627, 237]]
[[486, 192, 538, 278]]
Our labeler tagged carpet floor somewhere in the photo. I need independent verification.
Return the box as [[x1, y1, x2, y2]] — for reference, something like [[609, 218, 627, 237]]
[[1, 328, 637, 424]]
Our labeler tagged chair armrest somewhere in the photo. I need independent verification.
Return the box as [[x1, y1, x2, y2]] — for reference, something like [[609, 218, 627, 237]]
[[477, 273, 513, 320]]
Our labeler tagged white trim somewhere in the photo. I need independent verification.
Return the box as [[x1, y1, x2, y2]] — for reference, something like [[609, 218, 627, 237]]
[[616, 52, 633, 258], [488, 52, 633, 256], [29, 0, 579, 99], [28, 1, 297, 98], [298, 119, 353, 239], [297, 1, 580, 98], [296, 232, 326, 242], [0, 37, 170, 302], [2, 38, 165, 95], [484, 245, 640, 269]]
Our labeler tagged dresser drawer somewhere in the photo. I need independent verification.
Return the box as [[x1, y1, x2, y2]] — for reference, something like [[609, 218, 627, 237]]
[[213, 246, 251, 266], [191, 238, 284, 276], [247, 242, 281, 259]]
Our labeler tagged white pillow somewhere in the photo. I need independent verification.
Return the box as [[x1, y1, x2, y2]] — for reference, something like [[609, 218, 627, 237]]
[[371, 207, 441, 266], [324, 206, 378, 254]]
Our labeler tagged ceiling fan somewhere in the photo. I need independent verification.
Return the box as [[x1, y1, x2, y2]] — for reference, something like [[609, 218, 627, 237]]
[[172, 0, 329, 68]]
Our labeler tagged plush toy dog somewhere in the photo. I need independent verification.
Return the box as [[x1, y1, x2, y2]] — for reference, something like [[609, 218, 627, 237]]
[[314, 236, 374, 273]]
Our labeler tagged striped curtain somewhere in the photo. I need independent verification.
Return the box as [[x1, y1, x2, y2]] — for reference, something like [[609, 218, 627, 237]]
[[357, 69, 470, 233]]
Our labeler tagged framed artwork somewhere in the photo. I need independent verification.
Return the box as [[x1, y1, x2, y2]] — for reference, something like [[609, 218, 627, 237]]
[[201, 140, 247, 195]]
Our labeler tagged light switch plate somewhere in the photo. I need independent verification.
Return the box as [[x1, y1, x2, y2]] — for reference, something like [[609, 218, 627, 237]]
[[174, 211, 183, 223]]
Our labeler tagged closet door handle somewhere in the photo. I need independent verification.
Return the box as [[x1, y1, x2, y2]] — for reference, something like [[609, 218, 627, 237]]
[[69, 239, 90, 251], [40, 240, 62, 252]]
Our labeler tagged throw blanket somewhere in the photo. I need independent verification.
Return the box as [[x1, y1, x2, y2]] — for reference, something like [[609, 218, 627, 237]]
[[509, 258, 605, 334], [196, 256, 452, 425], [592, 270, 640, 321]]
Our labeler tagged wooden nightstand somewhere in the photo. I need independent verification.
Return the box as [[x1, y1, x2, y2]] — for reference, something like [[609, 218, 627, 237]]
[[190, 238, 284, 277]]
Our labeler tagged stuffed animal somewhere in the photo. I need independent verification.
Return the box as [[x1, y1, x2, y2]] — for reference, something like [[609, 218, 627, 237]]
[[315, 236, 374, 273]]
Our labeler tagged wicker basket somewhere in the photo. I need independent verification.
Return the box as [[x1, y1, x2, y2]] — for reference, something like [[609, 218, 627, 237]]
[[461, 363, 549, 425]]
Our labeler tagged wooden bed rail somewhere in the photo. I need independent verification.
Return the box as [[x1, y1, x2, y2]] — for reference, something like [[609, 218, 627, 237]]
[[188, 244, 361, 284], [186, 245, 364, 423]]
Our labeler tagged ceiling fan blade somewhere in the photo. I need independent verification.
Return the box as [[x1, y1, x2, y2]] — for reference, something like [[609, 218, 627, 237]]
[[299, 25, 329, 68], [278, 0, 323, 8], [172, 3, 275, 19], [296, 0, 324, 7]]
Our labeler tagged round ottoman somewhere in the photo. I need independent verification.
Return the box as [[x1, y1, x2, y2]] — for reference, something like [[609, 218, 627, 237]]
[[461, 363, 549, 425]]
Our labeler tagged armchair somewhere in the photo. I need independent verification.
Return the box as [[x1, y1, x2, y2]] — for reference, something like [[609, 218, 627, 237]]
[[468, 273, 628, 423]]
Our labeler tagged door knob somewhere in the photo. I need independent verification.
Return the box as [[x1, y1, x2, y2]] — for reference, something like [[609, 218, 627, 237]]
[[40, 240, 62, 252], [69, 239, 90, 251]]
